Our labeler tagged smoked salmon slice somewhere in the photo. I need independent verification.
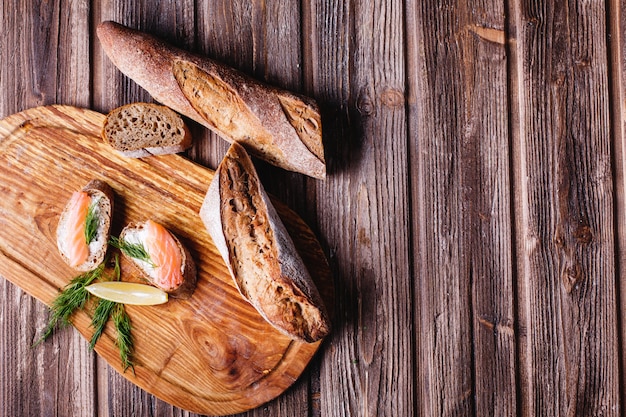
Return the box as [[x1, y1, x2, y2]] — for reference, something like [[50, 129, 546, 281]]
[[60, 191, 91, 268], [118, 220, 197, 298], [143, 220, 183, 290]]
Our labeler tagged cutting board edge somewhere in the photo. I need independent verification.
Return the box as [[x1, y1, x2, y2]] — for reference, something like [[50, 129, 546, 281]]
[[0, 105, 334, 416]]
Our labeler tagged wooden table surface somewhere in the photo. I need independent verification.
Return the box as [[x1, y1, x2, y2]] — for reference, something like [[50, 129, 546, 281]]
[[2, 1, 626, 416]]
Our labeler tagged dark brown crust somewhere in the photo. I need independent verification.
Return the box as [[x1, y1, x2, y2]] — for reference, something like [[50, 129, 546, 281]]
[[201, 143, 330, 342], [168, 242, 197, 299], [119, 221, 197, 299], [96, 21, 325, 179], [172, 60, 285, 167], [83, 180, 114, 210]]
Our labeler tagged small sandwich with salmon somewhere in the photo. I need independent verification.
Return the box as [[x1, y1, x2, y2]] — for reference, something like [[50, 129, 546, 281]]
[[56, 180, 114, 272], [114, 220, 197, 299]]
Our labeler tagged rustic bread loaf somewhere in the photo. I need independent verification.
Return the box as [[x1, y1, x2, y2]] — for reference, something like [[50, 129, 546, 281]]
[[96, 20, 325, 179], [200, 142, 330, 342], [119, 220, 197, 299], [102, 103, 192, 158], [56, 180, 114, 271]]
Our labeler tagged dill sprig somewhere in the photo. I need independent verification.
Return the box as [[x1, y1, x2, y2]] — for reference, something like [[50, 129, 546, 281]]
[[36, 250, 136, 373], [87, 254, 135, 373], [34, 262, 106, 346], [84, 201, 99, 244], [89, 299, 116, 350], [113, 303, 134, 374], [89, 255, 120, 350], [109, 236, 155, 267]]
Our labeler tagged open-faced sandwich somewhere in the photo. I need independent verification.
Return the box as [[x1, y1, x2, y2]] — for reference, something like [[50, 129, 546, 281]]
[[115, 220, 197, 299], [56, 179, 114, 271]]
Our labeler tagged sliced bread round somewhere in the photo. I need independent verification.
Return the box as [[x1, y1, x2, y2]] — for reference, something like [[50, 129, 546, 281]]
[[102, 103, 192, 158]]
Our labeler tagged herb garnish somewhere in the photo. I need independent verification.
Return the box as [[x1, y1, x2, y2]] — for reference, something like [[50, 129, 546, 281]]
[[89, 255, 120, 350], [84, 201, 99, 244], [89, 298, 116, 350], [35, 254, 135, 373], [109, 236, 155, 267], [34, 262, 106, 346], [113, 303, 134, 373]]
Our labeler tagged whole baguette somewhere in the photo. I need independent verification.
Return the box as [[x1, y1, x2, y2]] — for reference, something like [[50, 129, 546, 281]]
[[200, 142, 330, 342], [56, 180, 114, 271], [96, 21, 326, 179], [119, 221, 197, 299]]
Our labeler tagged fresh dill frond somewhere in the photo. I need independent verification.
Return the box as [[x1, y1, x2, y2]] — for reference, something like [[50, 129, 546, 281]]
[[36, 254, 136, 373], [89, 255, 120, 350], [34, 261, 106, 346], [109, 236, 155, 267], [84, 201, 99, 244], [113, 303, 134, 374], [112, 252, 121, 281], [89, 299, 116, 350]]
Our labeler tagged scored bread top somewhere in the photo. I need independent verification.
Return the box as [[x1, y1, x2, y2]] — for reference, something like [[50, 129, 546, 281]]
[[172, 60, 325, 178], [56, 180, 114, 272], [200, 142, 330, 342], [96, 21, 326, 179], [102, 102, 192, 158]]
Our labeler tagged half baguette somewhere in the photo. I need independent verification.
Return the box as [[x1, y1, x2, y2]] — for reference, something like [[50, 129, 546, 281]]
[[118, 220, 197, 299], [56, 180, 114, 271], [200, 142, 330, 342], [96, 20, 325, 179], [102, 102, 192, 158]]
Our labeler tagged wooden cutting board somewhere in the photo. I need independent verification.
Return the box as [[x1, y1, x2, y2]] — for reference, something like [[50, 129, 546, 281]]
[[0, 105, 333, 415]]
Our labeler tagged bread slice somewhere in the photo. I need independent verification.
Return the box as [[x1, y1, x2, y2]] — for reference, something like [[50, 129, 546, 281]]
[[118, 220, 197, 299], [56, 180, 114, 271], [96, 21, 325, 179], [102, 102, 192, 158], [200, 142, 330, 342]]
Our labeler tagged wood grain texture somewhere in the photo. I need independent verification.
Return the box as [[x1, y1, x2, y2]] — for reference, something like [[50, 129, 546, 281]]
[[408, 0, 516, 415], [3, 1, 626, 416], [512, 0, 619, 415], [0, 106, 332, 416], [306, 0, 414, 416], [0, 2, 96, 417], [609, 0, 626, 412]]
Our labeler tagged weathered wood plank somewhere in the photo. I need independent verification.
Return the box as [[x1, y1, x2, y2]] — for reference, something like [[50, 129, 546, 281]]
[[0, 1, 95, 417], [512, 0, 620, 415], [306, 0, 414, 415], [408, 0, 517, 415], [609, 0, 626, 412]]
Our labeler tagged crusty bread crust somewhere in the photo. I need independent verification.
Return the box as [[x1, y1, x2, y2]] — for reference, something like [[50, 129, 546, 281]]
[[56, 180, 114, 271], [119, 221, 197, 299], [102, 102, 192, 158], [200, 143, 330, 342], [96, 21, 326, 179]]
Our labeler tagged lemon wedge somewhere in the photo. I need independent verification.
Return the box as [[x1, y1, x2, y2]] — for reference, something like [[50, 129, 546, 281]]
[[86, 282, 168, 305]]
